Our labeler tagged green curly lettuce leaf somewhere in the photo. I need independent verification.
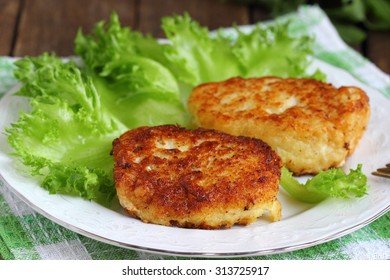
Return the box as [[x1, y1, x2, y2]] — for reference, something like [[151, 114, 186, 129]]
[[280, 164, 369, 203]]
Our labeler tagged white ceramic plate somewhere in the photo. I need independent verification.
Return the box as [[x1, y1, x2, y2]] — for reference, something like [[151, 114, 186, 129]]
[[0, 59, 389, 257]]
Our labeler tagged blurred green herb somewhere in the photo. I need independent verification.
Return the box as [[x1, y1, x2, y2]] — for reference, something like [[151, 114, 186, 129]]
[[225, 0, 390, 44]]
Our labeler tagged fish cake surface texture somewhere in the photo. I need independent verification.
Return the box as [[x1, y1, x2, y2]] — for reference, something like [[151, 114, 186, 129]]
[[112, 125, 282, 229], [188, 77, 370, 175]]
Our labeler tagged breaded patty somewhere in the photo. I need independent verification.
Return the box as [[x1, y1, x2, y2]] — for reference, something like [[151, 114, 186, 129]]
[[188, 77, 370, 175], [112, 125, 282, 229]]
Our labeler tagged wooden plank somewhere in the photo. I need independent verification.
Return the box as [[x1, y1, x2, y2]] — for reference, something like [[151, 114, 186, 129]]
[[0, 0, 21, 55], [367, 30, 390, 74], [137, 0, 250, 38], [250, 4, 272, 23], [13, 0, 136, 56]]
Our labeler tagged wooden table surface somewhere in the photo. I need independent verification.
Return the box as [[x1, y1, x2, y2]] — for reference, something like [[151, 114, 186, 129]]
[[0, 0, 389, 74]]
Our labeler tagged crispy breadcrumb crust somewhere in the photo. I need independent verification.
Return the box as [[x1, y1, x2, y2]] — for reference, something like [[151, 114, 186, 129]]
[[112, 125, 282, 229], [188, 77, 370, 175]]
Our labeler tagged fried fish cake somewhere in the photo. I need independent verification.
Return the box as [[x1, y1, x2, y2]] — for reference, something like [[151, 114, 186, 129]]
[[188, 77, 370, 175], [112, 125, 282, 229]]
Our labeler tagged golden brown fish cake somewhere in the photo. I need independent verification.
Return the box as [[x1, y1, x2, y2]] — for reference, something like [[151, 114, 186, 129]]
[[188, 77, 370, 175], [112, 125, 282, 229]]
